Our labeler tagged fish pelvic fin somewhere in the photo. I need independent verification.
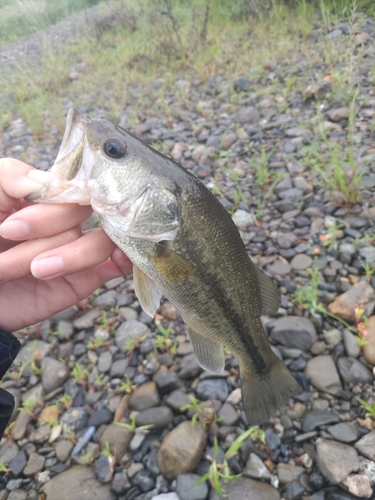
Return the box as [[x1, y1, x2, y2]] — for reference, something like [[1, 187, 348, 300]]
[[187, 326, 225, 374], [133, 265, 162, 317], [241, 358, 302, 425]]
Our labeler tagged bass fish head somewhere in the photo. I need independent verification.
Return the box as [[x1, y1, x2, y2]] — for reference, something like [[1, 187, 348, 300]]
[[27, 109, 180, 242], [28, 108, 152, 208]]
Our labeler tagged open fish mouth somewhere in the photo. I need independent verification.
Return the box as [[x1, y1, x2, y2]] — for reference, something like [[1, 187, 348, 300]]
[[26, 109, 92, 205]]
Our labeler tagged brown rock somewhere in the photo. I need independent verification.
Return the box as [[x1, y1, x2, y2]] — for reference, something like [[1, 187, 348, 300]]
[[210, 476, 280, 500], [361, 316, 375, 365], [340, 474, 373, 498], [129, 381, 160, 411], [160, 301, 179, 321], [329, 107, 350, 122], [158, 421, 207, 479], [99, 423, 133, 461], [114, 394, 130, 422], [23, 452, 45, 476], [41, 465, 113, 500], [39, 406, 59, 425], [277, 463, 304, 483], [55, 440, 74, 462], [328, 281, 375, 323], [11, 412, 30, 441]]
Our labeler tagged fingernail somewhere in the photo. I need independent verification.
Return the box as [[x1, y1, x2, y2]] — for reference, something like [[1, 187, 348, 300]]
[[0, 220, 30, 239], [27, 170, 51, 184], [31, 256, 64, 279]]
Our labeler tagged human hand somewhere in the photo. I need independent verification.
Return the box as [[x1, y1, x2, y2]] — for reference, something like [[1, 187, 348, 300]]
[[0, 158, 132, 332]]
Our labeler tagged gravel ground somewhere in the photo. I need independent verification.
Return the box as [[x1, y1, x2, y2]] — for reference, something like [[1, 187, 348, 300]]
[[0, 8, 375, 500]]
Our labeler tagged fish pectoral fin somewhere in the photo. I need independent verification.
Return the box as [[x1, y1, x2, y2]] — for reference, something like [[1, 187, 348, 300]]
[[187, 327, 224, 374], [151, 246, 196, 284], [254, 265, 281, 316], [133, 265, 162, 317]]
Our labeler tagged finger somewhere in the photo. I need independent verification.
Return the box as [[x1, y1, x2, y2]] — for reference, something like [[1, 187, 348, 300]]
[[0, 203, 92, 241], [30, 229, 117, 280], [0, 159, 51, 218], [111, 246, 133, 275], [0, 227, 82, 283]]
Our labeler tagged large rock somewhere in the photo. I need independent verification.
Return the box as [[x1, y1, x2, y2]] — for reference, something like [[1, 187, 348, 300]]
[[41, 465, 114, 499], [305, 355, 342, 396], [129, 381, 160, 411], [115, 320, 151, 352], [337, 357, 373, 385], [17, 340, 51, 376], [355, 430, 375, 460], [327, 282, 375, 323], [210, 476, 280, 500], [158, 421, 207, 479], [362, 316, 375, 365], [268, 316, 317, 350], [100, 424, 133, 461], [316, 439, 359, 484], [41, 357, 70, 393]]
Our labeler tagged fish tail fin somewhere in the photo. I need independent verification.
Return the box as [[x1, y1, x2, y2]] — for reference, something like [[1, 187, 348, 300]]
[[241, 357, 302, 425]]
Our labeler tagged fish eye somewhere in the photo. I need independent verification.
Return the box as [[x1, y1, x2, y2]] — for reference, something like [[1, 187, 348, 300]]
[[103, 139, 126, 159]]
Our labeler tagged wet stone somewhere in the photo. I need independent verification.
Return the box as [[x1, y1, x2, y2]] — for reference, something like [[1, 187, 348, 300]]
[[265, 428, 281, 450], [143, 448, 160, 477], [328, 422, 358, 443], [132, 469, 155, 492], [95, 454, 113, 483], [196, 378, 229, 402], [336, 357, 373, 385], [9, 451, 27, 477], [88, 408, 113, 427], [136, 406, 174, 429], [176, 472, 209, 500]]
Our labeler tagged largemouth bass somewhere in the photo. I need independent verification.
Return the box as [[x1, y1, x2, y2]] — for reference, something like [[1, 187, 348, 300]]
[[28, 109, 301, 424]]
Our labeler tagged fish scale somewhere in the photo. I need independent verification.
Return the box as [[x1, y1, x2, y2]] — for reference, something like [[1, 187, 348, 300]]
[[27, 108, 302, 424]]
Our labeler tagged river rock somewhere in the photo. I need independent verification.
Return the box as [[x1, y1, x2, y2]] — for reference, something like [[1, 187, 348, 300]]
[[342, 329, 361, 358], [327, 422, 358, 443], [340, 474, 373, 498], [135, 406, 174, 428], [99, 423, 133, 460], [129, 381, 160, 411], [23, 452, 45, 476], [210, 476, 280, 500], [268, 316, 317, 350], [305, 355, 342, 396], [115, 320, 151, 352], [41, 465, 113, 499], [302, 410, 340, 432], [158, 421, 207, 479], [176, 473, 209, 500], [231, 107, 259, 124], [244, 453, 272, 480], [362, 316, 375, 364], [355, 430, 375, 460], [196, 378, 229, 402], [277, 463, 304, 483], [327, 282, 375, 322], [316, 439, 359, 484], [41, 357, 70, 393], [337, 357, 373, 384]]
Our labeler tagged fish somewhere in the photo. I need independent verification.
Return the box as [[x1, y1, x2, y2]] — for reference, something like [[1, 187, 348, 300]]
[[28, 108, 302, 424]]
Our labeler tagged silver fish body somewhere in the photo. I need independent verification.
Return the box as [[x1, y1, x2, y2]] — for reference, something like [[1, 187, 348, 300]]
[[28, 109, 301, 424]]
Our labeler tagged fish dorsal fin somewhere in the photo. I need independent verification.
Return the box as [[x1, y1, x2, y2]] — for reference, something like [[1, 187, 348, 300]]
[[254, 265, 281, 316], [188, 326, 225, 374], [133, 265, 162, 317]]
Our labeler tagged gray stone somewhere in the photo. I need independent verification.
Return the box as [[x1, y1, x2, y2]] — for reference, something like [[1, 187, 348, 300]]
[[196, 379, 229, 402], [178, 353, 202, 379], [329, 106, 350, 121], [7, 492, 27, 500], [244, 453, 272, 480], [60, 407, 88, 431], [98, 351, 112, 373], [232, 210, 255, 229], [95, 454, 113, 483], [165, 390, 192, 411], [176, 473, 208, 500], [17, 341, 51, 376], [231, 107, 259, 124], [342, 329, 361, 358], [305, 355, 342, 396], [100, 423, 133, 460], [290, 254, 313, 270], [154, 370, 181, 395], [135, 406, 174, 429], [41, 357, 70, 393], [110, 470, 131, 495], [115, 320, 151, 352], [158, 421, 207, 479], [9, 451, 27, 477], [73, 309, 102, 329], [55, 440, 74, 462], [129, 381, 160, 411], [23, 452, 45, 476], [323, 328, 342, 346], [277, 232, 298, 249], [41, 465, 113, 500], [109, 358, 128, 378], [152, 494, 180, 500], [337, 357, 373, 384], [277, 463, 304, 483], [302, 410, 340, 432], [0, 441, 19, 465], [269, 316, 317, 350], [233, 77, 251, 92], [217, 403, 238, 426], [316, 439, 359, 484], [209, 476, 280, 499], [327, 422, 358, 443], [266, 260, 292, 276], [355, 430, 375, 460], [340, 474, 373, 498]]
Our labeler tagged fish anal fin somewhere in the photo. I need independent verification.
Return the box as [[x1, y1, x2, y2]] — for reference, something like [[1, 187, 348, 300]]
[[254, 265, 281, 316], [151, 246, 196, 284], [188, 327, 224, 374], [133, 265, 162, 317], [241, 357, 302, 425]]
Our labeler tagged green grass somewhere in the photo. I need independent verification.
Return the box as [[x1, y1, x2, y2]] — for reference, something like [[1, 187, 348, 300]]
[[0, 0, 102, 47]]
